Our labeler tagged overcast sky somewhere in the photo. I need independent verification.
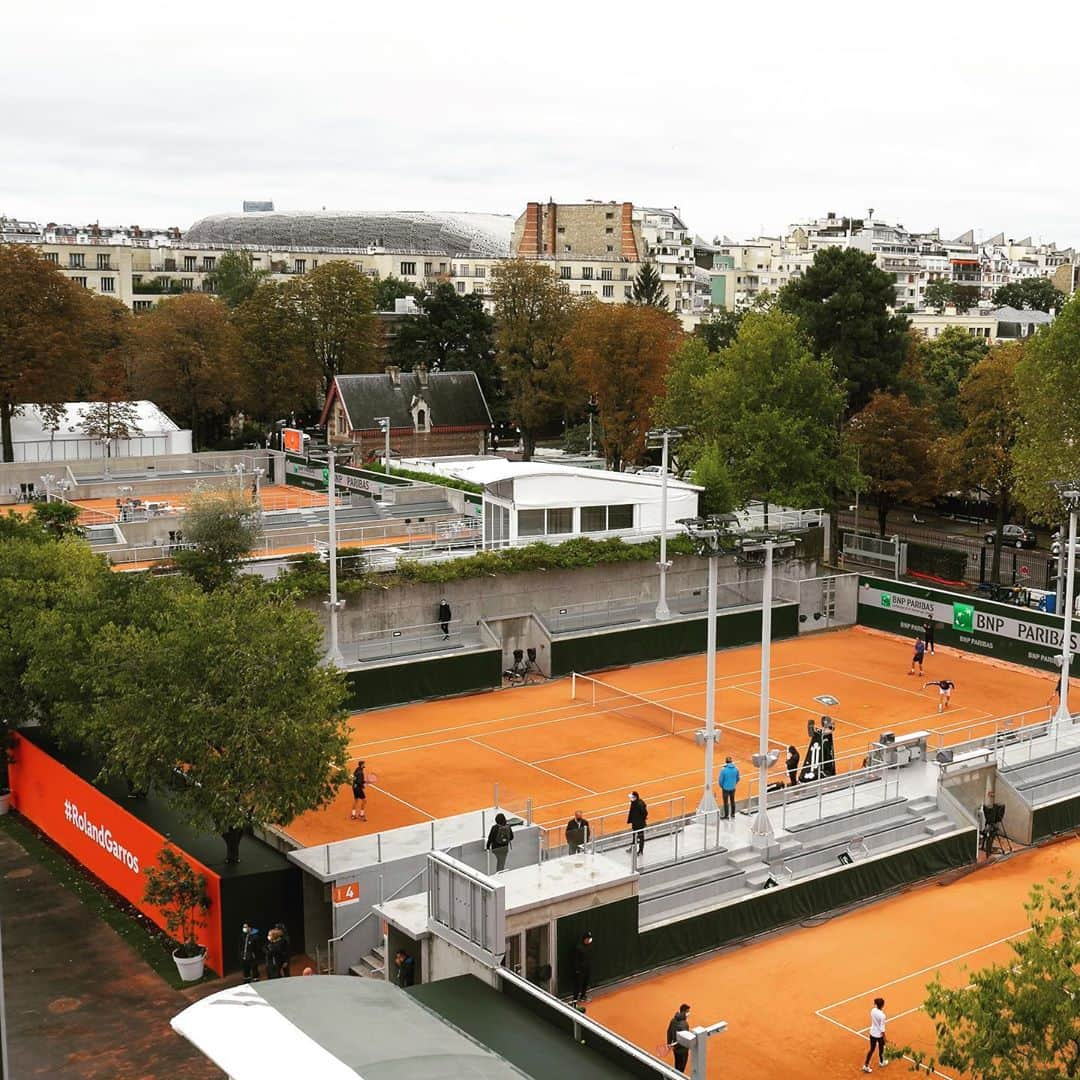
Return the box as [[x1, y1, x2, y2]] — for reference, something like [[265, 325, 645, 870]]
[[5, 1, 1079, 247]]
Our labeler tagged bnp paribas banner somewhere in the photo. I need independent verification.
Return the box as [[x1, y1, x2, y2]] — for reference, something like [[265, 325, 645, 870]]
[[857, 576, 1080, 676]]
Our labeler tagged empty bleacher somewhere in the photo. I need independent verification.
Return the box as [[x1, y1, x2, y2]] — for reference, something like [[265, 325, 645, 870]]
[[1000, 743, 1080, 805]]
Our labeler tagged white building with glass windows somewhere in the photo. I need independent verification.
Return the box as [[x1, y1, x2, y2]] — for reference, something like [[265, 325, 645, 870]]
[[398, 456, 701, 548]]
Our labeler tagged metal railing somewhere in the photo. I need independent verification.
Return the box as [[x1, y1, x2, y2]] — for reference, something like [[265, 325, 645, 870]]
[[534, 796, 688, 860], [337, 619, 486, 664]]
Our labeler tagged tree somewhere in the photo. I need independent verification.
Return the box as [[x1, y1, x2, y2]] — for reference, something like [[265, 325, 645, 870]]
[[691, 443, 736, 517], [283, 261, 378, 400], [567, 302, 682, 471], [779, 247, 910, 412], [993, 278, 1065, 313], [948, 344, 1023, 583], [846, 391, 940, 535], [692, 310, 850, 513], [653, 335, 719, 431], [390, 282, 500, 410], [491, 260, 578, 460], [924, 281, 980, 314], [694, 309, 743, 352], [0, 244, 97, 461], [172, 486, 262, 591], [78, 580, 350, 862], [915, 325, 989, 431], [631, 262, 669, 308], [373, 274, 422, 311], [30, 500, 83, 539], [132, 293, 243, 449], [143, 844, 210, 959], [206, 250, 266, 308], [1013, 293, 1080, 520], [912, 875, 1080, 1078]]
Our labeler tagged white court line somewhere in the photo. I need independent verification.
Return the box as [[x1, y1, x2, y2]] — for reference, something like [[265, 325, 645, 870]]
[[362, 784, 435, 821], [816, 1011, 955, 1079], [468, 737, 598, 795], [535, 733, 671, 764]]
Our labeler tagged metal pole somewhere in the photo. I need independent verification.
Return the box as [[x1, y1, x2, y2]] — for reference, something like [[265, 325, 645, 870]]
[[385, 423, 391, 476], [656, 431, 671, 621], [588, 412, 594, 456], [1054, 504, 1078, 727], [1056, 521, 1066, 615], [326, 449, 345, 666], [697, 553, 720, 816], [751, 542, 775, 844]]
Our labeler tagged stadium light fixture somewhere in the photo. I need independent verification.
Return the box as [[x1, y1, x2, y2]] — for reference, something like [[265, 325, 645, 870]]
[[324, 448, 345, 667], [646, 427, 687, 620], [374, 417, 391, 475]]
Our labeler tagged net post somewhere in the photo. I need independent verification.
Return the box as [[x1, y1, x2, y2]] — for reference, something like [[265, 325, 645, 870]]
[[571, 671, 576, 700], [526, 798, 533, 826]]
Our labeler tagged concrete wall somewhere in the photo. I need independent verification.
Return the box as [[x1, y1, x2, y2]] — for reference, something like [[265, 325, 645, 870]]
[[483, 614, 552, 673]]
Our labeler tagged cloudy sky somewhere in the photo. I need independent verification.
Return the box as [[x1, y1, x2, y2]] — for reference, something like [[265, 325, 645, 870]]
[[5, 1, 1079, 246]]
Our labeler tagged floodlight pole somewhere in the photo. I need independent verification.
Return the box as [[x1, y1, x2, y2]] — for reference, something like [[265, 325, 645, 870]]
[[325, 448, 345, 667], [375, 417, 391, 475], [656, 430, 673, 620], [1054, 492, 1079, 728], [700, 550, 720, 816], [751, 541, 776, 843]]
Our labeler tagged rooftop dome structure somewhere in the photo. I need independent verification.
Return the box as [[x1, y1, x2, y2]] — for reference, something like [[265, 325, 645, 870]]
[[185, 210, 514, 256]]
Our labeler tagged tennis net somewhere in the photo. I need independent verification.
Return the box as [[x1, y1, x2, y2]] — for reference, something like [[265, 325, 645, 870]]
[[570, 672, 783, 761]]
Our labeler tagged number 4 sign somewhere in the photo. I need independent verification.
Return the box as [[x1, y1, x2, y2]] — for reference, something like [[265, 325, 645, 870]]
[[332, 881, 360, 906]]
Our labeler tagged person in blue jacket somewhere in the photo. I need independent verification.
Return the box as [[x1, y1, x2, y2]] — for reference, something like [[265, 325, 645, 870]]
[[719, 756, 740, 819]]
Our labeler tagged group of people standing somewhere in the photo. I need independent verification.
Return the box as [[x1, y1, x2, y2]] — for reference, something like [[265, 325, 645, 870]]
[[239, 921, 294, 982]]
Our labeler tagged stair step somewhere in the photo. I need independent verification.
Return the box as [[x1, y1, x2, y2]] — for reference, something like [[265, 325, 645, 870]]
[[907, 797, 939, 813], [727, 848, 763, 867], [925, 819, 955, 836]]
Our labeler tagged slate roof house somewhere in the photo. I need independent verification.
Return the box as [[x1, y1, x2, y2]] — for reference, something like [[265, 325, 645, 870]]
[[319, 366, 492, 461]]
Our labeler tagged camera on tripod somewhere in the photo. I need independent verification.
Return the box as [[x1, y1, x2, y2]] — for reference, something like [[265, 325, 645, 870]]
[[980, 803, 1010, 857]]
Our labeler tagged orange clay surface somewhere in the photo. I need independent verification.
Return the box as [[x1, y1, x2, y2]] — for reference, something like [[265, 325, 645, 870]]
[[588, 833, 1080, 1079], [283, 626, 1062, 846]]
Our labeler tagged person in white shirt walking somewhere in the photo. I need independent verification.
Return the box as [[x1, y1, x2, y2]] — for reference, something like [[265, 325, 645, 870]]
[[862, 997, 888, 1072]]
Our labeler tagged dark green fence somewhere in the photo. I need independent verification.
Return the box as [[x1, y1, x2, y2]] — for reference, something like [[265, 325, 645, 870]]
[[344, 648, 503, 710]]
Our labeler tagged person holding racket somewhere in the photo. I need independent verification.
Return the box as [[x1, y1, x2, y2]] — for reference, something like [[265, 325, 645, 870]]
[[665, 1003, 692, 1073], [350, 760, 374, 820], [923, 678, 954, 712]]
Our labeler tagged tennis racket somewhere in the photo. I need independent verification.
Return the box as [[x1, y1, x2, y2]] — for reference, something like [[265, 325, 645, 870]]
[[365, 772, 379, 785], [653, 1043, 673, 1058]]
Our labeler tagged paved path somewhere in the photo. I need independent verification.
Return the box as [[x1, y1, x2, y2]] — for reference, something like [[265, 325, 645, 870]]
[[0, 826, 223, 1078]]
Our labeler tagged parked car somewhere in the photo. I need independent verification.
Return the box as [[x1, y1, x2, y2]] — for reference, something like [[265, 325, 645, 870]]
[[636, 465, 677, 477], [984, 524, 1036, 548]]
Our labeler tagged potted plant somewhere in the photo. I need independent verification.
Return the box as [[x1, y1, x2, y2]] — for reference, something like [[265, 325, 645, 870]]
[[143, 843, 210, 981], [0, 729, 14, 815]]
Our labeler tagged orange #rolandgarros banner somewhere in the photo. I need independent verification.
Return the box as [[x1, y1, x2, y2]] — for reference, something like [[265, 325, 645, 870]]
[[8, 734, 224, 974]]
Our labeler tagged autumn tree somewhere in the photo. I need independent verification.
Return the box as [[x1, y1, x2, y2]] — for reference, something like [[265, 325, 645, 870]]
[[993, 277, 1065, 313], [846, 391, 941, 535], [491, 260, 578, 460], [1013, 292, 1080, 520], [779, 247, 909, 412], [0, 245, 97, 461], [206, 250, 266, 307], [567, 302, 681, 471], [282, 261, 378, 400], [631, 262, 668, 308], [949, 344, 1023, 583], [131, 293, 242, 449]]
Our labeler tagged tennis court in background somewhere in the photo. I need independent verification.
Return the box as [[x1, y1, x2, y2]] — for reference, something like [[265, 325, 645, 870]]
[[284, 626, 1059, 847]]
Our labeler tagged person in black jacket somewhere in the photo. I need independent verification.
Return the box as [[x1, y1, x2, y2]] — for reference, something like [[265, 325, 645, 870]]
[[394, 949, 416, 987], [627, 792, 648, 855], [786, 745, 801, 787], [438, 598, 452, 639], [265, 926, 288, 979], [486, 812, 513, 872], [565, 810, 590, 854], [239, 923, 261, 983], [572, 932, 593, 1003], [666, 1003, 692, 1073]]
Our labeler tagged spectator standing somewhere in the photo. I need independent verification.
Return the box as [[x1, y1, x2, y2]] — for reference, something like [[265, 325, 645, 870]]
[[908, 636, 926, 676], [666, 1003, 692, 1074], [438, 598, 452, 639], [923, 620, 936, 655], [719, 757, 740, 819], [265, 927, 288, 979], [862, 997, 887, 1072], [239, 923, 261, 983], [572, 933, 593, 1003], [486, 812, 514, 872], [394, 949, 416, 987], [627, 792, 648, 856], [786, 745, 800, 787], [565, 810, 590, 854]]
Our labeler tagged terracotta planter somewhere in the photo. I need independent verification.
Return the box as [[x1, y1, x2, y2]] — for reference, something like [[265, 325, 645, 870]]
[[172, 948, 206, 982]]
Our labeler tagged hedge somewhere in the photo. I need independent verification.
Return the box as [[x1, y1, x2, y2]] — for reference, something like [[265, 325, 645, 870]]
[[360, 462, 483, 494], [904, 539, 968, 581]]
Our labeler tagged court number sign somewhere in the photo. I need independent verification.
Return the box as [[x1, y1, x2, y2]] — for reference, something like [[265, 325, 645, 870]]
[[332, 881, 361, 906]]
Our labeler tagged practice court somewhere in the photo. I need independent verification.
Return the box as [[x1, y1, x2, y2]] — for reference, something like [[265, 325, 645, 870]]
[[284, 626, 1059, 847]]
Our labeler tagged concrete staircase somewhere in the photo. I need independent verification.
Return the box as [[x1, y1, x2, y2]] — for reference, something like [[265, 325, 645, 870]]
[[349, 942, 386, 979]]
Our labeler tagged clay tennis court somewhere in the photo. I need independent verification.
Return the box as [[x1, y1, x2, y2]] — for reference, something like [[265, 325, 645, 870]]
[[284, 626, 1060, 846], [586, 832, 1080, 1078]]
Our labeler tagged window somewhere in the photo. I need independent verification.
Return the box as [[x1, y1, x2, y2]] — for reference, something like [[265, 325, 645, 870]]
[[600, 268, 612, 280], [579, 285, 592, 295], [581, 505, 633, 531], [606, 245, 614, 252], [132, 300, 153, 312], [557, 226, 565, 234], [473, 283, 484, 295], [546, 507, 573, 535], [456, 281, 466, 294], [44, 252, 58, 263], [581, 266, 593, 280], [564, 244, 571, 253], [71, 276, 87, 288], [518, 509, 545, 537], [100, 276, 115, 293], [203, 256, 216, 271], [620, 268, 629, 280], [474, 266, 485, 278], [97, 253, 111, 270], [460, 264, 469, 277], [605, 227, 614, 234], [602, 284, 614, 298], [581, 506, 607, 532], [424, 262, 433, 276], [560, 266, 572, 279], [605, 211, 614, 220], [294, 258, 306, 273], [69, 253, 84, 268], [439, 262, 446, 273], [182, 278, 194, 291], [623, 285, 632, 298], [608, 504, 633, 530], [400, 261, 416, 276], [184, 256, 197, 271]]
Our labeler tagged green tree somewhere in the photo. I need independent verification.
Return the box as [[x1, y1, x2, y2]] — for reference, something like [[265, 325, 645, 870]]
[[1013, 293, 1080, 520], [916, 325, 989, 431], [142, 844, 210, 958], [373, 274, 423, 311], [694, 309, 743, 352], [993, 278, 1065, 313], [912, 875, 1080, 1078], [75, 579, 350, 863], [30, 500, 83, 539], [779, 247, 910, 412], [491, 260, 578, 460], [567, 302, 682, 471], [846, 391, 941, 535], [691, 443, 736, 517], [172, 486, 262, 591], [284, 261, 378, 400], [924, 281, 981, 314], [206, 250, 266, 308], [0, 244, 97, 462], [949, 344, 1023, 584], [654, 336, 718, 430], [631, 262, 669, 308], [693, 310, 849, 512]]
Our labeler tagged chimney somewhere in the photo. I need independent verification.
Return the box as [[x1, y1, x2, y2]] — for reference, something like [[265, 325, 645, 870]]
[[519, 201, 542, 257], [386, 365, 401, 388], [416, 363, 429, 391], [544, 199, 557, 258]]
